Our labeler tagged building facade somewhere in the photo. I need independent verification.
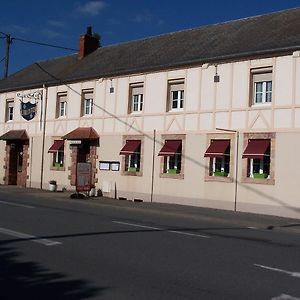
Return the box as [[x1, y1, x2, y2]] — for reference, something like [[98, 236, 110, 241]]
[[1, 9, 300, 219]]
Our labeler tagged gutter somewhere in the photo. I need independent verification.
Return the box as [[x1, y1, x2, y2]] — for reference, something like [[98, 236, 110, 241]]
[[40, 84, 48, 189]]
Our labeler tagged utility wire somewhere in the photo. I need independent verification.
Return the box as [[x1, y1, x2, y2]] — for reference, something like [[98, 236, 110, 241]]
[[0, 31, 77, 51], [0, 57, 5, 63], [13, 37, 78, 51]]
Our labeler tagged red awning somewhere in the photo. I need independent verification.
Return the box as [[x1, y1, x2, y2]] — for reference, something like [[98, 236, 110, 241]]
[[242, 139, 270, 159], [204, 140, 230, 158], [158, 140, 182, 156], [48, 140, 64, 153], [0, 130, 29, 140], [62, 127, 99, 140], [120, 140, 141, 155]]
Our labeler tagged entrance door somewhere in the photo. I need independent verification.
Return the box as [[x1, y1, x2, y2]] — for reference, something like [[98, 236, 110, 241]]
[[8, 143, 23, 185], [77, 141, 90, 163]]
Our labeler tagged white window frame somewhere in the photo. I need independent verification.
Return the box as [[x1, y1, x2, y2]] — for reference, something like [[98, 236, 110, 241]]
[[132, 94, 143, 112], [57, 93, 67, 118], [129, 84, 144, 113], [83, 90, 93, 116], [168, 81, 184, 111], [251, 68, 272, 105], [5, 99, 14, 122]]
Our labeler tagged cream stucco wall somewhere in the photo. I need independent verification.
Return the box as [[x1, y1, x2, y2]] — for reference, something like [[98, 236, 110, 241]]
[[1, 54, 300, 218]]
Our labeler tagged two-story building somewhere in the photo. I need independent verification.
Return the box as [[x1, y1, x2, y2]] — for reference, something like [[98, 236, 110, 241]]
[[1, 8, 300, 219]]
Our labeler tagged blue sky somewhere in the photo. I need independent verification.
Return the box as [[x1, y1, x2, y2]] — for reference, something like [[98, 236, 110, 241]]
[[0, 0, 299, 76]]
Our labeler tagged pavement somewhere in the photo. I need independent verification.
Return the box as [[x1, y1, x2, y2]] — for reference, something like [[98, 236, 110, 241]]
[[1, 185, 300, 235]]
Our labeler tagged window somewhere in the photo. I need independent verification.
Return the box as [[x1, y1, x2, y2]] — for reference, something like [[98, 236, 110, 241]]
[[158, 139, 182, 174], [56, 93, 67, 118], [5, 99, 14, 122], [82, 90, 93, 116], [168, 80, 184, 111], [204, 140, 230, 177], [48, 140, 65, 169], [129, 84, 143, 113], [242, 139, 271, 179], [120, 139, 142, 174], [251, 68, 272, 105]]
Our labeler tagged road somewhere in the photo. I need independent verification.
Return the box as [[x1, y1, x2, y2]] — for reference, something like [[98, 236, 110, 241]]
[[0, 187, 299, 299]]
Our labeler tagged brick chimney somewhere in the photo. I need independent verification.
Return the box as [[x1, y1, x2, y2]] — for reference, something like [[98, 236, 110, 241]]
[[78, 26, 99, 59]]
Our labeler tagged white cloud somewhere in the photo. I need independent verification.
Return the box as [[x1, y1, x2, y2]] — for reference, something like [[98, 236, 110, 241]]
[[41, 28, 66, 39], [1, 24, 29, 34], [133, 13, 152, 23], [47, 20, 67, 28], [76, 1, 106, 16]]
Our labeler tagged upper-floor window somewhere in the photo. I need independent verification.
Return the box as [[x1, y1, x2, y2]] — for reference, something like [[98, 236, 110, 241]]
[[129, 84, 143, 113], [251, 68, 272, 105], [56, 92, 67, 118], [168, 80, 184, 111], [5, 99, 14, 122], [82, 89, 93, 116]]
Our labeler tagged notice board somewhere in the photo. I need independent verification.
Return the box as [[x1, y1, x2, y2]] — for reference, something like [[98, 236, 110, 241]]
[[76, 162, 92, 192]]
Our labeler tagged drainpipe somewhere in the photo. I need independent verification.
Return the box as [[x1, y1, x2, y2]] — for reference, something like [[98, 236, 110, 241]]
[[216, 128, 239, 212], [150, 129, 156, 203], [40, 84, 48, 189]]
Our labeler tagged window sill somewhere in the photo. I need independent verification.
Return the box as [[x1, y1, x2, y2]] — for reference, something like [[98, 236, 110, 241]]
[[205, 175, 233, 183], [241, 176, 275, 185], [50, 166, 65, 171], [160, 173, 184, 180], [123, 170, 143, 177], [168, 109, 184, 113], [251, 103, 272, 109]]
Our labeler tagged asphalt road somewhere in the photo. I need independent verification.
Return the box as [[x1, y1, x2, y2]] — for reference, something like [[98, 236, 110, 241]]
[[0, 187, 299, 300]]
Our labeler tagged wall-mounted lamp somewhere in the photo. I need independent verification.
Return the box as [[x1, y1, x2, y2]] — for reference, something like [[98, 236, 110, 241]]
[[214, 65, 220, 83], [110, 79, 114, 93]]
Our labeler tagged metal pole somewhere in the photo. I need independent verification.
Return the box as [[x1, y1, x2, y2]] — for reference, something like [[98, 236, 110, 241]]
[[234, 132, 239, 212], [40, 85, 48, 189], [150, 129, 156, 203], [4, 34, 11, 78], [215, 127, 239, 212]]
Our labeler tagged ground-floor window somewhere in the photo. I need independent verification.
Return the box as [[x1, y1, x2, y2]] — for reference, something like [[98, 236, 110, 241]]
[[242, 134, 274, 184], [158, 138, 184, 177], [48, 139, 65, 169], [120, 139, 142, 174]]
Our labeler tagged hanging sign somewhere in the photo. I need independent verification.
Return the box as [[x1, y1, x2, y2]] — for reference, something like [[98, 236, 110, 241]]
[[17, 90, 42, 121]]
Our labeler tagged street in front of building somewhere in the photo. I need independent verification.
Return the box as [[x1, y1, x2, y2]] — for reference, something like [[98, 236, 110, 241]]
[[0, 186, 299, 299]]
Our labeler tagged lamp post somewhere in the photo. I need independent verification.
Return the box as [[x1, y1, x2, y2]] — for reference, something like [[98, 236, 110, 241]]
[[216, 127, 239, 212]]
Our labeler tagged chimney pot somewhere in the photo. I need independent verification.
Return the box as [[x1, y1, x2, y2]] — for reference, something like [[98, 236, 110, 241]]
[[78, 26, 99, 59], [86, 26, 92, 36]]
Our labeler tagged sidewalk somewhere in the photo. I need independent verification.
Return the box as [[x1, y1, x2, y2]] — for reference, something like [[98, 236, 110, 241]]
[[1, 185, 300, 235]]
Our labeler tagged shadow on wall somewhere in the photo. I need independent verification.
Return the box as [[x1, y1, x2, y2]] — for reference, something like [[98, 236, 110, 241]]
[[0, 244, 105, 299]]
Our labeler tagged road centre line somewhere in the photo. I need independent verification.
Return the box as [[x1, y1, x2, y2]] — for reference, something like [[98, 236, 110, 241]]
[[0, 227, 61, 246], [0, 200, 35, 209], [254, 264, 300, 278], [113, 221, 210, 239]]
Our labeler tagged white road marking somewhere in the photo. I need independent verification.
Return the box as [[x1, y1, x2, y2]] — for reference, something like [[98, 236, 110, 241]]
[[247, 226, 258, 230], [113, 221, 210, 239], [0, 200, 35, 209], [254, 264, 300, 278], [271, 294, 300, 300], [113, 221, 160, 230], [0, 227, 61, 246]]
